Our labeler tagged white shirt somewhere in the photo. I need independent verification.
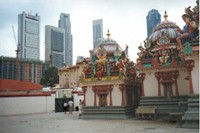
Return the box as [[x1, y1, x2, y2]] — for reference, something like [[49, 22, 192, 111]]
[[68, 101, 73, 106]]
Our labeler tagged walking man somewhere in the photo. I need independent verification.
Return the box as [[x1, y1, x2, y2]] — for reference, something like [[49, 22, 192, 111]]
[[63, 101, 68, 114], [68, 99, 74, 114]]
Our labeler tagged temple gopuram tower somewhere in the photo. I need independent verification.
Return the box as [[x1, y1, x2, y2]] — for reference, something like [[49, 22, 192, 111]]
[[136, 3, 199, 128], [80, 30, 140, 119]]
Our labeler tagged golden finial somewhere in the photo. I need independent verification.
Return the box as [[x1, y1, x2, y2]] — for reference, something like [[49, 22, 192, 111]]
[[164, 10, 168, 21], [107, 29, 110, 38]]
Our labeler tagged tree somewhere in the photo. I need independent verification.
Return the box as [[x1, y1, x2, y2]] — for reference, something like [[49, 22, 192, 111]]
[[40, 66, 59, 87]]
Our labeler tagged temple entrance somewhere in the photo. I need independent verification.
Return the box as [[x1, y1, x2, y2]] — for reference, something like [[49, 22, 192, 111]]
[[162, 82, 173, 98], [99, 94, 107, 107]]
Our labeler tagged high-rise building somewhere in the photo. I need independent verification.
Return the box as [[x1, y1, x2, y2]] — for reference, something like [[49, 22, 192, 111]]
[[146, 9, 161, 37], [58, 13, 73, 66], [45, 25, 65, 68], [0, 56, 49, 84], [18, 11, 40, 60], [93, 19, 103, 49]]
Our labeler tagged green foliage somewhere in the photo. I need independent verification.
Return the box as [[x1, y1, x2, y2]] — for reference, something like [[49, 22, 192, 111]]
[[40, 66, 59, 87]]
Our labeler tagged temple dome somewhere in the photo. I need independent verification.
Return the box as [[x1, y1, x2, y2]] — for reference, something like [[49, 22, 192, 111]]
[[94, 30, 123, 56], [149, 11, 181, 46]]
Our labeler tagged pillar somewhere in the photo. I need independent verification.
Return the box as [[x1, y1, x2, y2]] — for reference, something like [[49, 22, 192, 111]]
[[109, 86, 113, 106], [119, 84, 125, 106], [139, 73, 146, 96], [155, 72, 161, 96], [185, 60, 194, 94], [82, 86, 87, 106], [172, 70, 179, 95], [92, 87, 97, 106]]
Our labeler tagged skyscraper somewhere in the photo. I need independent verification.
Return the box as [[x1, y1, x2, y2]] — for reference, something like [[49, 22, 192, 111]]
[[45, 25, 65, 68], [58, 13, 73, 66], [146, 9, 161, 37], [18, 11, 40, 60], [93, 19, 103, 49]]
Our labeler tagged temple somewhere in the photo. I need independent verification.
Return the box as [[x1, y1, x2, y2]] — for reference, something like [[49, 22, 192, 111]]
[[79, 30, 140, 118], [59, 0, 199, 128], [135, 4, 199, 128]]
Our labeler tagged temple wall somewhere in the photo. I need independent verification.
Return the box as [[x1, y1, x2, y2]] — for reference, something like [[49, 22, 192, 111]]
[[178, 70, 190, 95], [143, 67, 193, 96], [111, 84, 121, 106], [86, 86, 94, 106], [192, 59, 199, 94], [144, 73, 158, 96]]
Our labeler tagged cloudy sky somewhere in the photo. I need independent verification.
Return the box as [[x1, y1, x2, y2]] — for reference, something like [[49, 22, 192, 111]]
[[0, 0, 196, 65]]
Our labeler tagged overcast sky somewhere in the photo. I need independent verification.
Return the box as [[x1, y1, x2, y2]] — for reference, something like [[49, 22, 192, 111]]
[[0, 0, 196, 65]]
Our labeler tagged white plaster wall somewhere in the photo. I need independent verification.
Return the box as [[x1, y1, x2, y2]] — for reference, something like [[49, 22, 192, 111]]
[[192, 59, 199, 94], [112, 85, 121, 106], [0, 94, 55, 116], [86, 87, 94, 106], [144, 73, 158, 96], [46, 94, 55, 112], [178, 70, 190, 95], [73, 94, 84, 110]]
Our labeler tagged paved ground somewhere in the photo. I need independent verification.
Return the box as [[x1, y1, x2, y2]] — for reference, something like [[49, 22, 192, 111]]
[[0, 112, 199, 133]]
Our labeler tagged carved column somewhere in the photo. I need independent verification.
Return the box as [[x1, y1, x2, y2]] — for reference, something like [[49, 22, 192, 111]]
[[109, 86, 113, 106], [82, 86, 87, 106], [119, 84, 125, 106], [92, 87, 97, 106], [185, 60, 194, 94], [155, 72, 161, 96], [139, 73, 146, 96], [172, 70, 179, 95]]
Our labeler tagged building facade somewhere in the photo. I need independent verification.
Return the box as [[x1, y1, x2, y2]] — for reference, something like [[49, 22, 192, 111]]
[[59, 61, 85, 89], [58, 13, 73, 66], [45, 25, 65, 68], [136, 8, 199, 127], [93, 19, 103, 49], [18, 11, 40, 60], [0, 56, 49, 84], [146, 9, 161, 37]]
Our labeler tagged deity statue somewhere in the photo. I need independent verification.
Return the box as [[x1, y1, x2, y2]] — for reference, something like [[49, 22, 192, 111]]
[[152, 56, 160, 68], [96, 64, 104, 79], [124, 44, 129, 58], [159, 47, 169, 64], [96, 46, 107, 62], [185, 0, 199, 27], [118, 59, 126, 76], [127, 61, 136, 79], [137, 44, 147, 60], [89, 49, 97, 64], [114, 46, 122, 63], [136, 58, 143, 70], [144, 37, 151, 49], [176, 14, 198, 50], [106, 61, 111, 74]]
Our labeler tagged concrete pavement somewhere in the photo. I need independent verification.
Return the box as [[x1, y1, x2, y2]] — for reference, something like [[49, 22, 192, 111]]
[[0, 112, 199, 133]]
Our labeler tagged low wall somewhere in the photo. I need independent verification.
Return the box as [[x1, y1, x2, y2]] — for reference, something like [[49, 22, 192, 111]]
[[0, 94, 55, 116]]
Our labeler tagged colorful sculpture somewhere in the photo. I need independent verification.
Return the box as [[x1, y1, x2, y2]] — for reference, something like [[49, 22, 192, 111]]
[[80, 30, 136, 82], [176, 14, 198, 50]]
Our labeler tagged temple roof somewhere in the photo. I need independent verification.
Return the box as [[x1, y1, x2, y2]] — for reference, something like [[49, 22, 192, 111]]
[[149, 11, 181, 46], [94, 30, 123, 56]]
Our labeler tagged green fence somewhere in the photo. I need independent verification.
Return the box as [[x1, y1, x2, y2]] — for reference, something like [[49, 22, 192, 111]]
[[55, 98, 74, 112]]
